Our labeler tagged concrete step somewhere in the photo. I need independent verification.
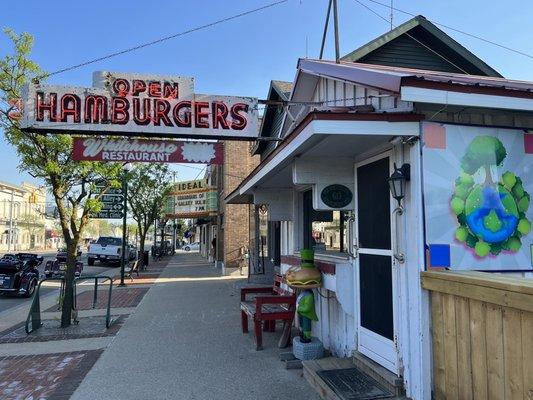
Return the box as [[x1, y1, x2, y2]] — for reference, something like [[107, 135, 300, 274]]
[[302, 356, 408, 400], [352, 352, 405, 397]]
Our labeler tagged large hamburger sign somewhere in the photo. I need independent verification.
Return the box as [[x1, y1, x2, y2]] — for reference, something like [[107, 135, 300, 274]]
[[20, 71, 258, 140]]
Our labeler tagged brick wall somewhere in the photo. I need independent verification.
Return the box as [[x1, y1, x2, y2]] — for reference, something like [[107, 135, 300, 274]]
[[220, 141, 258, 269]]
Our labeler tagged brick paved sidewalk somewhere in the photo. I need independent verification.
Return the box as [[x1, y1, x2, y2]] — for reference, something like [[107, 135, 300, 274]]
[[0, 351, 102, 400], [0, 256, 171, 400]]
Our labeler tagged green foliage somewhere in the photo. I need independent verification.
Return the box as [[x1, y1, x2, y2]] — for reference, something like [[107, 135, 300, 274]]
[[0, 29, 121, 327], [460, 136, 507, 174], [126, 164, 173, 251]]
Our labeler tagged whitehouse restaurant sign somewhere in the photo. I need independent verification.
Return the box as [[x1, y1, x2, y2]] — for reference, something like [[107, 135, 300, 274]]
[[72, 137, 223, 164], [20, 71, 259, 140]]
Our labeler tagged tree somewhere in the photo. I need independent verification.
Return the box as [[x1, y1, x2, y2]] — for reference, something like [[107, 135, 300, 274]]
[[126, 164, 173, 259], [0, 29, 121, 327]]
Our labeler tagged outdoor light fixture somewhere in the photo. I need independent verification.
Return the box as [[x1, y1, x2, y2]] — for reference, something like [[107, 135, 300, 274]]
[[388, 163, 411, 209]]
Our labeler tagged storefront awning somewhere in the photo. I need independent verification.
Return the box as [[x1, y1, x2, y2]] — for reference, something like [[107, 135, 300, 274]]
[[226, 111, 422, 205]]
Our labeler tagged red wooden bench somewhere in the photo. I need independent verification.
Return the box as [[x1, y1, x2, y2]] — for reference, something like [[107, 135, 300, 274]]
[[240, 274, 296, 350]]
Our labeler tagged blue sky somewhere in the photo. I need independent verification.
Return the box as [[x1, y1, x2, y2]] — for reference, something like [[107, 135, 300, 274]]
[[1, 0, 532, 186]]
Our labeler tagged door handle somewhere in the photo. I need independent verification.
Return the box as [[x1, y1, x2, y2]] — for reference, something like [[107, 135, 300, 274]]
[[352, 242, 359, 259], [346, 216, 357, 259], [392, 207, 405, 264]]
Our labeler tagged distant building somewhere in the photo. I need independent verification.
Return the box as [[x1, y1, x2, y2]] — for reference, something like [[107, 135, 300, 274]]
[[0, 181, 47, 252], [188, 141, 259, 275]]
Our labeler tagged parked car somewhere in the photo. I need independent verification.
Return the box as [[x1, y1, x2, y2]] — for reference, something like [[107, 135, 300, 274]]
[[44, 249, 83, 278], [0, 253, 42, 297], [183, 242, 200, 252], [87, 236, 130, 266]]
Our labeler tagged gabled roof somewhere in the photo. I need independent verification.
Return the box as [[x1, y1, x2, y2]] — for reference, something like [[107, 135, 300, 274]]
[[251, 80, 293, 156], [271, 80, 293, 100], [341, 15, 502, 78]]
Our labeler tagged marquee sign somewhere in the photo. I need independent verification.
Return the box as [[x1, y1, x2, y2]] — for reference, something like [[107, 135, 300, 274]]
[[72, 137, 223, 164], [165, 178, 217, 218], [20, 71, 259, 140]]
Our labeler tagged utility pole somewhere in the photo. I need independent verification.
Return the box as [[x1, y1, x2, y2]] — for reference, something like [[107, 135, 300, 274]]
[[390, 0, 393, 31], [332, 0, 340, 63], [320, 0, 340, 63], [119, 174, 128, 287], [172, 171, 177, 253], [319, 0, 332, 60], [7, 191, 14, 252]]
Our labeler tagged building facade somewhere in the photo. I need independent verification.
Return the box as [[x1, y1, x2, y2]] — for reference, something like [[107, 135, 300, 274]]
[[209, 141, 259, 274], [228, 16, 533, 399], [0, 181, 46, 252]]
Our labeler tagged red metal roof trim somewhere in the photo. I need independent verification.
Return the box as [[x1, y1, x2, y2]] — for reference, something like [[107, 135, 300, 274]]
[[301, 59, 533, 98], [401, 76, 533, 100]]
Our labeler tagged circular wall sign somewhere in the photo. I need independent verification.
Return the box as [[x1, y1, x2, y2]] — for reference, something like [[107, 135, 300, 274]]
[[320, 184, 353, 208]]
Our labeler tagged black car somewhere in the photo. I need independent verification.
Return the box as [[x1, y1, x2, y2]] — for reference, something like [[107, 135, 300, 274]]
[[44, 250, 83, 278], [0, 253, 42, 297]]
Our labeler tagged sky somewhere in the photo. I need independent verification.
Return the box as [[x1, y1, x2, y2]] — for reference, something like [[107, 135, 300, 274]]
[[1, 0, 532, 187]]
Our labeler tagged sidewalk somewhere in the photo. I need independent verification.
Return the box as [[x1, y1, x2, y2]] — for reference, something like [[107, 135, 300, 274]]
[[0, 263, 160, 399], [72, 252, 319, 400]]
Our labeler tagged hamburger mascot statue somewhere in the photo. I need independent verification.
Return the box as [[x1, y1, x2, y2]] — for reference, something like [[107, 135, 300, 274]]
[[285, 249, 324, 360]]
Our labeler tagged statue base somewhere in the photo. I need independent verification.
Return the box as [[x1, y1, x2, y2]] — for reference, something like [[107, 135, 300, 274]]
[[292, 336, 324, 360]]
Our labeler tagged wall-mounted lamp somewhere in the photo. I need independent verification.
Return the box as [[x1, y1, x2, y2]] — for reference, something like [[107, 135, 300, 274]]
[[388, 163, 411, 208], [389, 163, 410, 264]]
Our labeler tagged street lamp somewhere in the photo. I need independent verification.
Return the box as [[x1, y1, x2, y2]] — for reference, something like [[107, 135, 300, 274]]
[[119, 163, 132, 287]]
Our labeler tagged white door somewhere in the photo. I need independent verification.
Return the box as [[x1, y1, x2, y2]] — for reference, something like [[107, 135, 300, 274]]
[[353, 153, 398, 373]]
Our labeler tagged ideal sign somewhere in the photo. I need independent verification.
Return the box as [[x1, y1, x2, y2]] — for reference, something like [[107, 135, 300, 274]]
[[21, 71, 259, 140], [166, 178, 218, 218]]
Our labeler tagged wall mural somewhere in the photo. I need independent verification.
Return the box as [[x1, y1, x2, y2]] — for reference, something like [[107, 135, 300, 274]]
[[422, 122, 533, 271]]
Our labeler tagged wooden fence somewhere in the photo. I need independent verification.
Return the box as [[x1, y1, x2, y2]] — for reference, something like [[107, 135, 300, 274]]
[[421, 270, 533, 400]]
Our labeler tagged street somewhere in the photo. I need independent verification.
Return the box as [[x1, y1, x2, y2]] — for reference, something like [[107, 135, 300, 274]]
[[0, 250, 120, 313]]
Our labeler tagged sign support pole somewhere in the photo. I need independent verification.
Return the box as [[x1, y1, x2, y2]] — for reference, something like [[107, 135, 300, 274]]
[[119, 179, 128, 287]]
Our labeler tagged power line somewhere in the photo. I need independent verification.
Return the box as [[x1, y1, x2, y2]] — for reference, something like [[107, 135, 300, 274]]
[[360, 0, 533, 60], [178, 163, 247, 181], [352, 0, 470, 74], [39, 0, 289, 80]]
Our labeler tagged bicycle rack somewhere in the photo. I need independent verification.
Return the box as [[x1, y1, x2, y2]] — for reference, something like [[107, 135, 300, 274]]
[[25, 275, 115, 334]]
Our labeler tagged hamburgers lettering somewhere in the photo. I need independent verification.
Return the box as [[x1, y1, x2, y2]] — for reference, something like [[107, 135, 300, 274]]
[[34, 77, 249, 131]]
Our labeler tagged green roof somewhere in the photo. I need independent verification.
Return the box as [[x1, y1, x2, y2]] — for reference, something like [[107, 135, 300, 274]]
[[341, 15, 502, 77]]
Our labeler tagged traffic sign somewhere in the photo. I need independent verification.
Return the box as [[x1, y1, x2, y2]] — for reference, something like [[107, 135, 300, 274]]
[[92, 185, 124, 196], [91, 210, 124, 219], [100, 195, 124, 204], [89, 183, 125, 219], [100, 203, 124, 211]]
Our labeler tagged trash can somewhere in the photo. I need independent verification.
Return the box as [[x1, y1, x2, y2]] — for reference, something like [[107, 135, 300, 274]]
[[143, 250, 149, 267]]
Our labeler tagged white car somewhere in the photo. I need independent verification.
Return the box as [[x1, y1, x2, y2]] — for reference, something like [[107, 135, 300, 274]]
[[183, 242, 200, 252], [87, 236, 131, 266]]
